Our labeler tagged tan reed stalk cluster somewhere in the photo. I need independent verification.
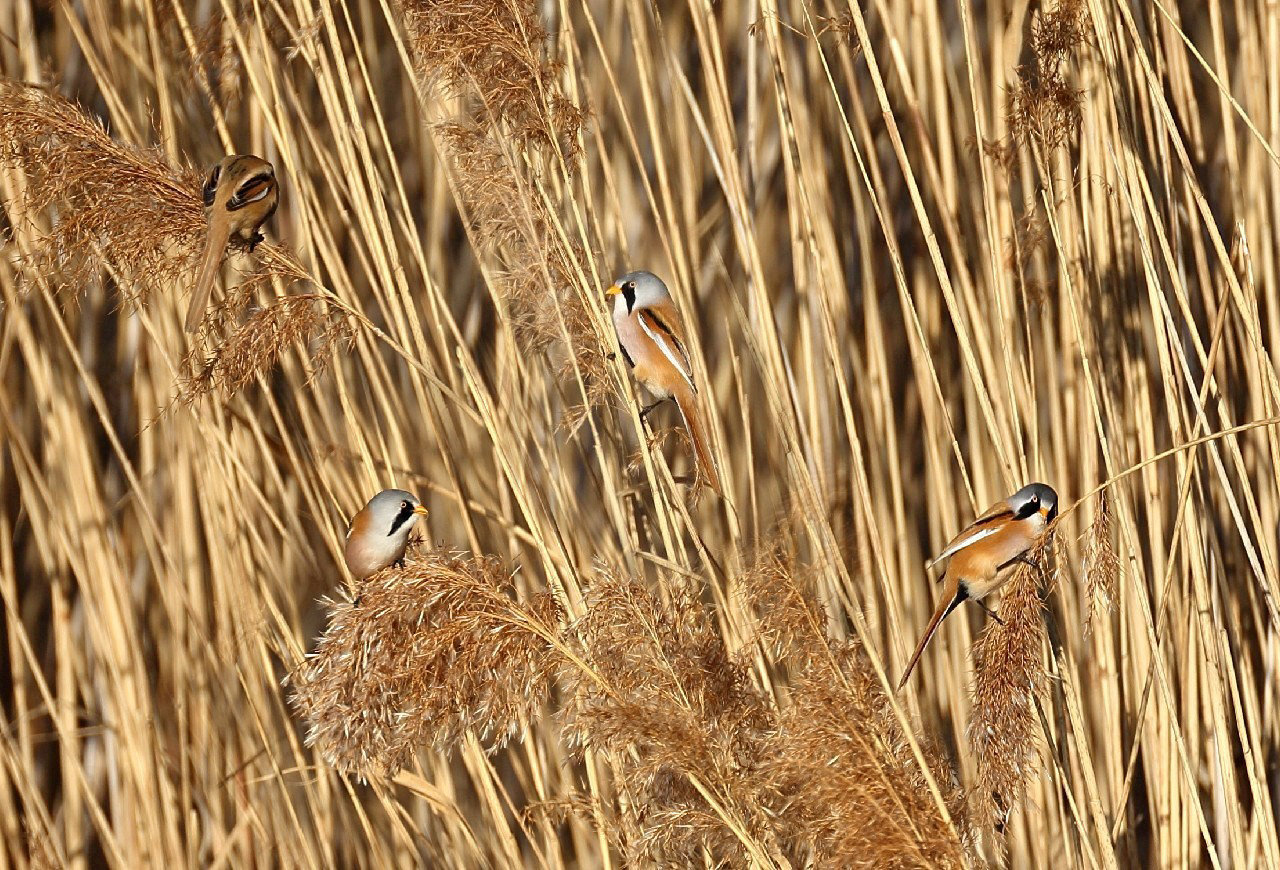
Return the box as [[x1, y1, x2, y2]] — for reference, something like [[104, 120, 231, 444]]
[[7, 0, 1280, 865], [967, 526, 1059, 837], [289, 546, 561, 777]]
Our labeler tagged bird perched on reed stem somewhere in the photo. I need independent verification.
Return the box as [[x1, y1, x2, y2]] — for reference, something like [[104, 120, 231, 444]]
[[897, 483, 1057, 690], [185, 154, 279, 332], [344, 490, 429, 580], [607, 270, 723, 495]]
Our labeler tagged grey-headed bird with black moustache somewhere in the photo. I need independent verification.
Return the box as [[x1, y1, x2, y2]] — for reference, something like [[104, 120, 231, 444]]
[[343, 490, 429, 580], [607, 270, 723, 495], [897, 483, 1058, 690], [185, 154, 279, 332]]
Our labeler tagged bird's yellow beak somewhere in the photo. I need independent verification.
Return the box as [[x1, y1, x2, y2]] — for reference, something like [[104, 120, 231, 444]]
[[605, 282, 621, 297], [413, 504, 429, 517]]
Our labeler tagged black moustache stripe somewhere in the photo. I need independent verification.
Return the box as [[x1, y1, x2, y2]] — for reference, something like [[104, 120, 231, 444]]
[[202, 167, 221, 207], [388, 504, 415, 536], [622, 283, 636, 312], [1014, 501, 1039, 520]]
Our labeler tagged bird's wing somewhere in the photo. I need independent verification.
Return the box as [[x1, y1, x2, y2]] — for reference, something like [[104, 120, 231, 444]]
[[636, 302, 696, 395], [927, 502, 1013, 570]]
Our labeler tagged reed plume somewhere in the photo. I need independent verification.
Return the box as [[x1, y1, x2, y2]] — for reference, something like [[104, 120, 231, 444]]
[[967, 525, 1058, 837], [397, 0, 611, 410], [559, 574, 781, 864], [289, 546, 562, 778]]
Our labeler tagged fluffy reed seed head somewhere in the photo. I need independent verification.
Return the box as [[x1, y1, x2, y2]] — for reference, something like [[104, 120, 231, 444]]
[[1084, 491, 1119, 634], [738, 552, 975, 866], [289, 546, 562, 778], [763, 642, 975, 868], [967, 524, 1059, 837], [397, 0, 615, 409], [1006, 0, 1089, 153], [0, 82, 205, 306], [560, 575, 777, 864]]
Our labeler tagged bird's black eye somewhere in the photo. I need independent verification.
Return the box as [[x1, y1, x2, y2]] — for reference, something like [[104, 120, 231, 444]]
[[626, 281, 636, 290], [400, 500, 408, 509]]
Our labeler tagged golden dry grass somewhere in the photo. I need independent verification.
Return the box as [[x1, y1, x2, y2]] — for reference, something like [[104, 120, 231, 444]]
[[2, 0, 1279, 866]]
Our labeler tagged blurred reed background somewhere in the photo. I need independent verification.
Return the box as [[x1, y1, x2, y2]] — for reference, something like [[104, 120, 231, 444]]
[[1, 0, 1278, 866]]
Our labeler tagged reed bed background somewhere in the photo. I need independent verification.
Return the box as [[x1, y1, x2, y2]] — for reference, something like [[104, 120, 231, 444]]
[[1, 0, 1278, 866]]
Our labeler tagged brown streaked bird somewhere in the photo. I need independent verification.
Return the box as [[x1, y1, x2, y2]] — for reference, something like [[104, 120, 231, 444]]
[[343, 489, 429, 581], [185, 154, 279, 332], [607, 270, 723, 495], [897, 483, 1058, 691]]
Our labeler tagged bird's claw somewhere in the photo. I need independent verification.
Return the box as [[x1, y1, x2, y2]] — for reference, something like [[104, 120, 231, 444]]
[[639, 399, 667, 422]]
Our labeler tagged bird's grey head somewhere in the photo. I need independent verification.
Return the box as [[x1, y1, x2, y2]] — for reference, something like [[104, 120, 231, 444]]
[[365, 489, 426, 538], [609, 270, 671, 313], [1009, 483, 1058, 522]]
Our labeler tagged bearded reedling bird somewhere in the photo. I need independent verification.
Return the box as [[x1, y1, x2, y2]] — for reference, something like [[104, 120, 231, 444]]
[[607, 270, 723, 495], [343, 490, 429, 580], [897, 483, 1058, 691], [185, 155, 279, 332]]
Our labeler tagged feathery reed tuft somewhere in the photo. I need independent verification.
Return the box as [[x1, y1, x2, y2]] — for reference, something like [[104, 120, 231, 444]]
[[1083, 492, 1119, 633], [739, 553, 975, 866], [967, 526, 1058, 835], [177, 291, 353, 403], [763, 641, 974, 868], [560, 574, 779, 864], [398, 0, 613, 409], [0, 83, 205, 305], [1006, 0, 1089, 153], [289, 546, 562, 778]]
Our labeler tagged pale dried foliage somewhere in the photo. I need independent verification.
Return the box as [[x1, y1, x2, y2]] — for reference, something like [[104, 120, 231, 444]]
[[741, 554, 975, 867], [763, 643, 973, 868], [289, 547, 561, 778], [0, 82, 357, 406], [968, 526, 1058, 835], [400, 0, 613, 407], [178, 294, 354, 403]]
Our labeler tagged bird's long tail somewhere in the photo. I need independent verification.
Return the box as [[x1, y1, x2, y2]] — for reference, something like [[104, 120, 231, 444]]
[[673, 385, 723, 497], [185, 219, 231, 333], [897, 580, 967, 691]]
